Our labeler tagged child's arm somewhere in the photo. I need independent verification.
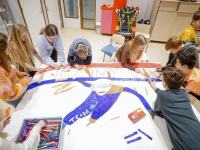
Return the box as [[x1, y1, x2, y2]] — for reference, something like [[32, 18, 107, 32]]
[[120, 46, 136, 71], [148, 80, 158, 91], [32, 47, 45, 64], [0, 120, 45, 150], [75, 55, 92, 65], [78, 79, 92, 88], [0, 68, 30, 101], [179, 30, 192, 41]]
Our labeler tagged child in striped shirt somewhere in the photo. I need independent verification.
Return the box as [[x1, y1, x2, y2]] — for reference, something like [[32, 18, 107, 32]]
[[0, 33, 32, 108]]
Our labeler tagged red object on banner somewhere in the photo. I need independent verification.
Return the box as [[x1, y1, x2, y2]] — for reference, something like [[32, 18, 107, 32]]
[[128, 108, 146, 123]]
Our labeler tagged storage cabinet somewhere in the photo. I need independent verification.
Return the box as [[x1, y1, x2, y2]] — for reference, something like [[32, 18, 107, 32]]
[[100, 0, 127, 34], [150, 0, 200, 42]]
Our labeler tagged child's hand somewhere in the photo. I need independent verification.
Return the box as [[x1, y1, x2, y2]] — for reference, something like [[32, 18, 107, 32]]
[[148, 80, 157, 91], [25, 77, 33, 83], [35, 68, 44, 73], [156, 75, 163, 80], [197, 47, 200, 53], [155, 67, 162, 72], [36, 120, 46, 128], [1, 115, 11, 126], [53, 64, 61, 70], [61, 63, 68, 69], [74, 64, 83, 70], [24, 73, 30, 78], [135, 68, 141, 73]]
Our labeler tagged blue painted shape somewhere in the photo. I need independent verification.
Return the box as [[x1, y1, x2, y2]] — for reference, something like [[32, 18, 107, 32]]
[[138, 129, 153, 140], [27, 77, 161, 91], [62, 80, 152, 129], [124, 131, 138, 139], [127, 137, 141, 144]]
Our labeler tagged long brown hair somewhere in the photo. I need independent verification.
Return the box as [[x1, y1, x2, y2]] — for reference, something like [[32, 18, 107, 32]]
[[129, 34, 147, 62], [9, 24, 34, 72], [40, 24, 58, 36], [0, 33, 12, 72]]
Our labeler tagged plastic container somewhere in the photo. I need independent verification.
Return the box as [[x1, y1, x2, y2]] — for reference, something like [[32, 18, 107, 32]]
[[96, 21, 101, 34], [16, 117, 63, 150]]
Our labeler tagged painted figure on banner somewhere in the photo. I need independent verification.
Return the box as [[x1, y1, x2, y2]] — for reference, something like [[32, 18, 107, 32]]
[[62, 79, 152, 129]]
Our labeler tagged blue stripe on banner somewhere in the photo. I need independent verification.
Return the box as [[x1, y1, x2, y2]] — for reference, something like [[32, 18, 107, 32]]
[[27, 77, 162, 91]]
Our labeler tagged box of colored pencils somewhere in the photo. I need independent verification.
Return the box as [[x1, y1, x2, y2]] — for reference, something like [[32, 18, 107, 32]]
[[15, 117, 63, 150], [128, 108, 146, 123]]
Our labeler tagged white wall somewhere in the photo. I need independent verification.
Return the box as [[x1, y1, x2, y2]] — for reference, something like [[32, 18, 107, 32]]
[[61, 0, 81, 28], [96, 0, 114, 22], [7, 0, 24, 24], [127, 0, 154, 21]]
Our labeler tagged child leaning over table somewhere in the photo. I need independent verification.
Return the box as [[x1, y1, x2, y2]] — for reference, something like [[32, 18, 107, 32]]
[[149, 67, 200, 150], [0, 33, 31, 108], [0, 115, 46, 150]]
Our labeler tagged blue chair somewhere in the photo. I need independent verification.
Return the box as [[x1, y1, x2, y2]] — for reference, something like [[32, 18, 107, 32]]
[[101, 34, 125, 62]]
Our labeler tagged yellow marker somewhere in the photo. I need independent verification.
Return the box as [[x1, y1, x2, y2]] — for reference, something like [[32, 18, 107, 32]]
[[47, 120, 62, 122], [41, 130, 53, 132], [110, 116, 120, 120], [37, 146, 47, 149], [107, 71, 111, 78]]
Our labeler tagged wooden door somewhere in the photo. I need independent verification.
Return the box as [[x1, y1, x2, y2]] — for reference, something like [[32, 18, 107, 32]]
[[18, 0, 46, 46], [101, 10, 113, 34], [44, 0, 62, 29]]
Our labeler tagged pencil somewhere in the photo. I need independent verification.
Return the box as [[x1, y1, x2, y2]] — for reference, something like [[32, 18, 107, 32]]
[[54, 87, 61, 95], [110, 68, 115, 73], [67, 129, 71, 135], [133, 87, 138, 94], [110, 116, 120, 120], [52, 82, 67, 88], [145, 87, 148, 95]]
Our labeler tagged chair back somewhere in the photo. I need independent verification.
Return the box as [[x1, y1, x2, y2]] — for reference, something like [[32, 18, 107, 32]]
[[112, 34, 125, 45]]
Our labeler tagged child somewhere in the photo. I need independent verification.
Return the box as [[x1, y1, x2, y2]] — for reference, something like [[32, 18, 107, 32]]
[[115, 34, 147, 73], [176, 52, 200, 100], [67, 38, 92, 70], [38, 24, 67, 70], [156, 36, 199, 72], [9, 24, 45, 77], [179, 10, 200, 42], [149, 67, 200, 150], [0, 33, 31, 108], [179, 10, 200, 52], [0, 115, 46, 150]]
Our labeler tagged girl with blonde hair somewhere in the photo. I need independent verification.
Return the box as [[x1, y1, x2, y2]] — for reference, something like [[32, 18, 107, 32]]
[[115, 34, 147, 73], [9, 24, 44, 77], [0, 114, 46, 150], [0, 33, 31, 108]]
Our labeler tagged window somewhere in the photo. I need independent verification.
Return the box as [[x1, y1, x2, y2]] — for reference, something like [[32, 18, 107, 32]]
[[63, 0, 78, 18]]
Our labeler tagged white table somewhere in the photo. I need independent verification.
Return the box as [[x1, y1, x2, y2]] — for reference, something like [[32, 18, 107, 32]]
[[4, 63, 200, 150]]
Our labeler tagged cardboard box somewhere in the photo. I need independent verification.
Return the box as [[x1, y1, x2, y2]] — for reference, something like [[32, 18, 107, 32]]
[[135, 23, 151, 43]]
